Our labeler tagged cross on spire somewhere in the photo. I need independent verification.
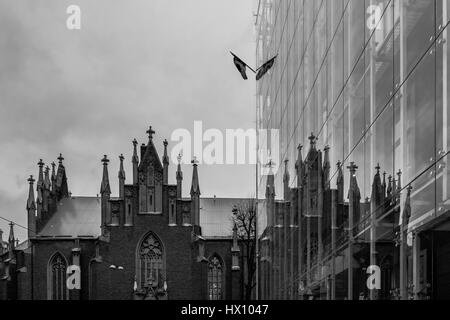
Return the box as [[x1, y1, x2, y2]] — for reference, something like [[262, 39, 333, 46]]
[[146, 126, 155, 140], [347, 162, 358, 173], [265, 159, 276, 169], [407, 184, 413, 194], [133, 138, 138, 147], [163, 139, 168, 147], [308, 133, 316, 146], [119, 154, 124, 162], [102, 155, 109, 165], [191, 156, 199, 165], [28, 175, 35, 184], [177, 152, 183, 164], [375, 163, 381, 174], [57, 153, 64, 164], [38, 159, 44, 168]]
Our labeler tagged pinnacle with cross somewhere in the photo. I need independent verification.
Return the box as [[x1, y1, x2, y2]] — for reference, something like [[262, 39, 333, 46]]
[[347, 162, 358, 173], [146, 126, 155, 140], [38, 159, 44, 168], [308, 133, 316, 145], [119, 154, 124, 162], [163, 139, 168, 147], [407, 185, 413, 194], [133, 139, 138, 147], [102, 155, 109, 165], [191, 156, 199, 165], [28, 175, 35, 184], [57, 153, 64, 164], [177, 152, 183, 164], [265, 159, 276, 169]]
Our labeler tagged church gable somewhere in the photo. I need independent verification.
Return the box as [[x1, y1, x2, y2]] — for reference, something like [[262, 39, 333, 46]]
[[138, 127, 164, 214]]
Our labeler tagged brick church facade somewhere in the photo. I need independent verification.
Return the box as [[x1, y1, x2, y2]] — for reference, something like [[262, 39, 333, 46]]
[[0, 126, 247, 300]]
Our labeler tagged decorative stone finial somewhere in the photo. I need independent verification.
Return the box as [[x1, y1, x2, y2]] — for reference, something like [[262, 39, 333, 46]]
[[146, 126, 155, 140]]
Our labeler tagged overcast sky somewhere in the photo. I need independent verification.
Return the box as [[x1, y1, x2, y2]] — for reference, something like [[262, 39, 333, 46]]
[[0, 0, 257, 241]]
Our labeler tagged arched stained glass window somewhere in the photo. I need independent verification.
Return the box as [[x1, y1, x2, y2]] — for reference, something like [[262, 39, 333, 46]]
[[208, 255, 224, 300], [138, 232, 165, 289], [48, 253, 68, 300]]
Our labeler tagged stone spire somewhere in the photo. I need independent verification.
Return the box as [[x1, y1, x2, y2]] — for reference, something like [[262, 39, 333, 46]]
[[0, 229, 3, 255], [347, 162, 361, 201], [265, 160, 276, 199], [51, 162, 56, 194], [283, 159, 290, 201], [176, 153, 183, 199], [392, 178, 397, 205], [346, 162, 360, 300], [323, 146, 331, 190], [100, 155, 111, 195], [118, 154, 126, 199], [36, 159, 44, 219], [26, 175, 36, 238], [100, 155, 111, 228], [387, 175, 393, 200], [402, 185, 412, 226], [190, 157, 201, 226], [308, 133, 316, 150], [371, 164, 383, 206], [381, 171, 387, 204], [163, 139, 169, 185], [43, 166, 51, 213], [44, 166, 51, 191], [55, 154, 69, 200], [132, 139, 139, 185], [336, 161, 344, 204], [265, 160, 276, 227], [8, 222, 15, 252], [295, 145, 304, 188], [397, 169, 402, 195]]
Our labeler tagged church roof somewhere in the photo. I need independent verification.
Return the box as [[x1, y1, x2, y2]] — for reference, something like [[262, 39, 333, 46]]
[[37, 196, 250, 239], [38, 196, 102, 237], [200, 198, 250, 239]]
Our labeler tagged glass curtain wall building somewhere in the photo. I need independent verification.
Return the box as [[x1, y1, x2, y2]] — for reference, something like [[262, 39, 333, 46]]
[[256, 0, 450, 300]]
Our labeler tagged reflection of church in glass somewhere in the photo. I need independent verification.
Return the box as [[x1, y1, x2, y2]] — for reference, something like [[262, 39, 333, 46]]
[[0, 126, 247, 300], [259, 134, 450, 300]]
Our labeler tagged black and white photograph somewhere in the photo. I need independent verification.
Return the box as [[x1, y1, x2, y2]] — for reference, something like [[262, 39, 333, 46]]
[[0, 0, 449, 308]]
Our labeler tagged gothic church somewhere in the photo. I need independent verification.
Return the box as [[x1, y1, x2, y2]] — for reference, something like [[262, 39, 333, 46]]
[[0, 126, 246, 300]]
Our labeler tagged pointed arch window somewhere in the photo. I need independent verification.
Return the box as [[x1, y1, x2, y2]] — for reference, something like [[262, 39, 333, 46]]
[[48, 253, 68, 300], [208, 255, 224, 300], [137, 232, 165, 290]]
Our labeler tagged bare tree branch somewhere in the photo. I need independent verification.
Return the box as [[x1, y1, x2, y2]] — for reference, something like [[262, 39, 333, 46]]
[[231, 199, 257, 300]]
